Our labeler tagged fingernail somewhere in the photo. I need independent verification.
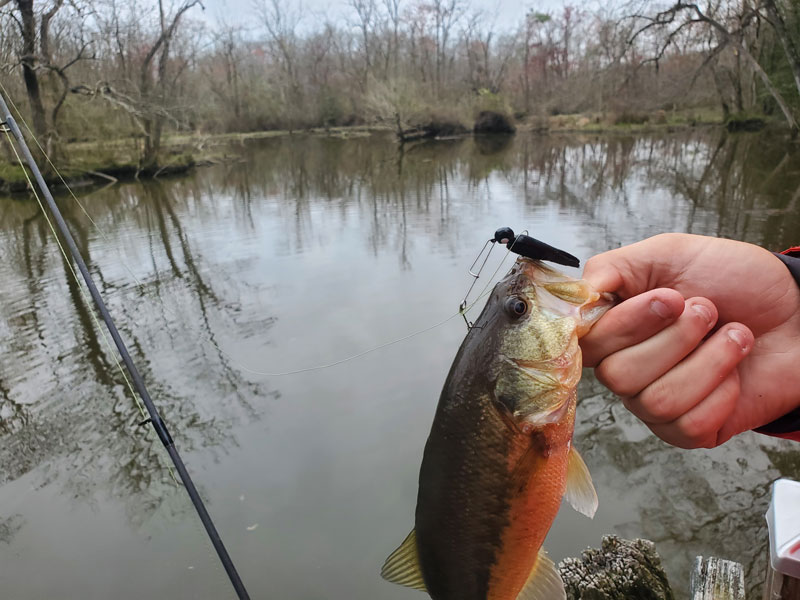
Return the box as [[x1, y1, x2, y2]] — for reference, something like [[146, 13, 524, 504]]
[[691, 303, 713, 324], [727, 328, 749, 351], [650, 299, 672, 319]]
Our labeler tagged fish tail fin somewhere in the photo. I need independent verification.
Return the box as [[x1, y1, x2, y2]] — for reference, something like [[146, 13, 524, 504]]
[[380, 528, 428, 592], [516, 549, 566, 600], [565, 446, 598, 518]]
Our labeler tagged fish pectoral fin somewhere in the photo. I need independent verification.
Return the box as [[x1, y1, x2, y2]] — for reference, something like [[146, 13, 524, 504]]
[[516, 548, 566, 600], [564, 446, 598, 518], [380, 528, 428, 592]]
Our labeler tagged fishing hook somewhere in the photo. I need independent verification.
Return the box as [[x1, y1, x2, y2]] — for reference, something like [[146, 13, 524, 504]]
[[459, 227, 580, 331], [458, 227, 517, 330]]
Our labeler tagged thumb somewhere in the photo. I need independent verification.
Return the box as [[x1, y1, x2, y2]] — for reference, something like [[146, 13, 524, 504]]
[[582, 235, 683, 299]]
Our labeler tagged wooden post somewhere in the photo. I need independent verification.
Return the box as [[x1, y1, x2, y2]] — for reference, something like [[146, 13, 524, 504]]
[[691, 557, 745, 600]]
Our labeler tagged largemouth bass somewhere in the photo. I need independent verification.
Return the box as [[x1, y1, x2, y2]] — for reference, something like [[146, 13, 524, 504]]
[[382, 257, 613, 600]]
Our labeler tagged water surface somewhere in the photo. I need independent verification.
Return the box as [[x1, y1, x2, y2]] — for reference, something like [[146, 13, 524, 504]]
[[0, 130, 798, 599]]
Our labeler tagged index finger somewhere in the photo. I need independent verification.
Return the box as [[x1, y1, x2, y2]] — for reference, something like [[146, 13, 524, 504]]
[[580, 288, 685, 367]]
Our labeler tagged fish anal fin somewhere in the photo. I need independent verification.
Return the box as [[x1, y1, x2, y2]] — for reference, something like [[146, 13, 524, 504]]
[[565, 446, 598, 518], [380, 529, 428, 592], [516, 548, 566, 600]]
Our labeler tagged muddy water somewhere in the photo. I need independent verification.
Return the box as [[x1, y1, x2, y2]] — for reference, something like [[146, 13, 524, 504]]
[[0, 130, 798, 599]]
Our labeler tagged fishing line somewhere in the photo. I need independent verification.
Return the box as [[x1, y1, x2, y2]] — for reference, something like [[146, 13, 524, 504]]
[[0, 90, 251, 600], [2, 124, 182, 489], [1, 128, 147, 421], [219, 235, 524, 377], [215, 276, 507, 378], [0, 79, 148, 290], [0, 83, 520, 379]]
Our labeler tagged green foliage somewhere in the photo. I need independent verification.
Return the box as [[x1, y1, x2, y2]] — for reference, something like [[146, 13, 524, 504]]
[[473, 89, 512, 119], [760, 35, 800, 117], [527, 11, 551, 24], [612, 111, 650, 125], [0, 163, 28, 186]]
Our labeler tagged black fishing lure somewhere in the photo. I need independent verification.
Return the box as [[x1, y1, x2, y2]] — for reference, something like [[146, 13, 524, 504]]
[[493, 227, 580, 268]]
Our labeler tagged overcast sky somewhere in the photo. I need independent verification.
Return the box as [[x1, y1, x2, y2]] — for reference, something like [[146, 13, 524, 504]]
[[199, 0, 580, 33]]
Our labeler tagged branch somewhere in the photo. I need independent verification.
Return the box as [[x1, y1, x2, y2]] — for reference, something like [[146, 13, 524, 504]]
[[71, 81, 184, 131], [687, 38, 729, 91], [141, 0, 203, 77], [39, 0, 65, 64]]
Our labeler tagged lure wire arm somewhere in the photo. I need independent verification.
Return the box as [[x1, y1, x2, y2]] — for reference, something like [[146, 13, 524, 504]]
[[459, 238, 496, 329], [458, 228, 534, 331]]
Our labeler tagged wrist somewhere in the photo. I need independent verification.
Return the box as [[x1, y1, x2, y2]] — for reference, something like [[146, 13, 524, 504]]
[[756, 249, 800, 442], [774, 249, 800, 289]]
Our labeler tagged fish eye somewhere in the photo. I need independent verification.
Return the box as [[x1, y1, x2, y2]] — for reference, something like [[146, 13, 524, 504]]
[[504, 297, 528, 318]]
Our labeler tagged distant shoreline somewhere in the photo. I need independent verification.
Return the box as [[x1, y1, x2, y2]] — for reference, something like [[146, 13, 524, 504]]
[[0, 110, 774, 196]]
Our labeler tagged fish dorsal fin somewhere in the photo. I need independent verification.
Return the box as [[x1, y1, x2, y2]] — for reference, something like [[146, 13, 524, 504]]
[[380, 529, 428, 592], [565, 446, 598, 518], [516, 549, 566, 600]]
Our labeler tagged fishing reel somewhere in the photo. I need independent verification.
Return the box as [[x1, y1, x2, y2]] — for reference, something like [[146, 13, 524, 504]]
[[459, 227, 580, 329]]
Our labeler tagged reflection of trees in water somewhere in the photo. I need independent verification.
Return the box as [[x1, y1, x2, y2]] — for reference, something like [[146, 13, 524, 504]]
[[2, 129, 799, 541], [0, 181, 274, 527], [0, 514, 23, 545], [201, 131, 800, 267], [0, 374, 27, 435], [575, 375, 791, 600]]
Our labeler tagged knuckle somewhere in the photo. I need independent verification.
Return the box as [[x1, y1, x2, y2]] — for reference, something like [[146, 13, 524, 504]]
[[673, 416, 714, 449], [637, 378, 678, 422], [595, 360, 639, 397]]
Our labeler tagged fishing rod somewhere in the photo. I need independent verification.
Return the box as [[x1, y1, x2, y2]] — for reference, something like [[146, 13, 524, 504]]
[[0, 91, 251, 600]]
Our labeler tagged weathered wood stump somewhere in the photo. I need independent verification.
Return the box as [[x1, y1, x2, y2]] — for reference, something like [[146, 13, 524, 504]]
[[558, 535, 674, 600], [691, 557, 745, 599]]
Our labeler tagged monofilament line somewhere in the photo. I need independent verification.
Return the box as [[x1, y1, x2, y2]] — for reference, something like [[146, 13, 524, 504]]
[[0, 77, 517, 379], [0, 88, 251, 600]]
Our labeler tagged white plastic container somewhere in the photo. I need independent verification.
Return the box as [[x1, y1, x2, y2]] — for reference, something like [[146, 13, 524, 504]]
[[764, 478, 800, 599]]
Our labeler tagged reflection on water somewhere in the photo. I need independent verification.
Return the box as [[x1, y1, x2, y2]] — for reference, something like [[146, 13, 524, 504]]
[[0, 130, 797, 599]]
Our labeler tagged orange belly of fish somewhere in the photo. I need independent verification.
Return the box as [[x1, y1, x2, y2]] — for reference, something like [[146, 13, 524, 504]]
[[486, 426, 571, 600]]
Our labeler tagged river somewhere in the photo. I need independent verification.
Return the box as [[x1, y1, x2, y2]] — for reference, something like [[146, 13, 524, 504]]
[[0, 129, 798, 599]]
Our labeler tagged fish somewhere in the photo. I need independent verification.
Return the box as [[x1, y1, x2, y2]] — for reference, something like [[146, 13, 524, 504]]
[[381, 257, 614, 600]]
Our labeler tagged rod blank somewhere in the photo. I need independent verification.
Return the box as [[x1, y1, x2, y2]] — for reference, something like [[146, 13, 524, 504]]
[[0, 92, 250, 600]]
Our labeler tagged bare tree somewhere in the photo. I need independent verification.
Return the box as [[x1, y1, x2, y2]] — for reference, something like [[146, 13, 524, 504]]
[[384, 0, 402, 76], [255, 0, 303, 131], [350, 0, 376, 87], [2, 0, 92, 159], [138, 0, 203, 166], [629, 1, 798, 134], [762, 0, 800, 98]]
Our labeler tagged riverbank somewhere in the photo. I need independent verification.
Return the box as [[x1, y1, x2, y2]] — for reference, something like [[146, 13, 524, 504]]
[[0, 109, 769, 195], [0, 125, 382, 194]]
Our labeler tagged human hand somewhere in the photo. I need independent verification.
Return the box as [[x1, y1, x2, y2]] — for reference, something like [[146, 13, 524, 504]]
[[579, 233, 800, 448]]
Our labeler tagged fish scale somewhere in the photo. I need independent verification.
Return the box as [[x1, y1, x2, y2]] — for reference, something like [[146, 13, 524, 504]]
[[382, 257, 614, 600]]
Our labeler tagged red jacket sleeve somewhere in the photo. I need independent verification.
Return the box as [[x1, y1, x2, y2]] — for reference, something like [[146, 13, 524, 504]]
[[754, 248, 800, 442]]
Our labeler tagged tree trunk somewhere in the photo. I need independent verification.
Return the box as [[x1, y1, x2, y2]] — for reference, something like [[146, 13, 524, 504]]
[[738, 42, 798, 135], [764, 0, 800, 98], [16, 0, 49, 152]]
